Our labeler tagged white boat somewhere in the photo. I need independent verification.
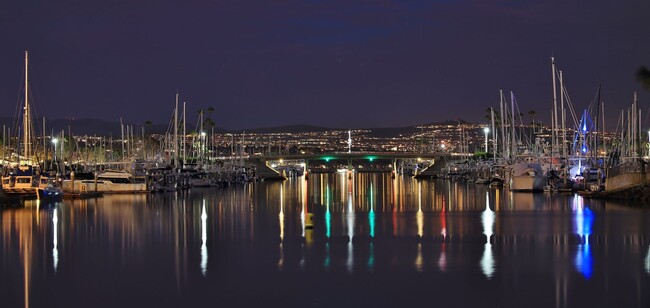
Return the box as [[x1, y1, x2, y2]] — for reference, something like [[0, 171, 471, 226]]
[[2, 165, 39, 195], [508, 162, 546, 192], [63, 170, 147, 193]]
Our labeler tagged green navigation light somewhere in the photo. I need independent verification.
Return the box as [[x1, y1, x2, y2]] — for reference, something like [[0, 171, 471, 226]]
[[366, 155, 377, 162]]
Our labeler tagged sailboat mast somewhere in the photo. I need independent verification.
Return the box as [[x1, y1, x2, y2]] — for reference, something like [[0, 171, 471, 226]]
[[199, 109, 204, 163], [174, 93, 179, 168], [510, 91, 516, 158], [183, 101, 186, 167], [499, 90, 506, 159], [491, 107, 497, 163], [43, 117, 46, 169], [24, 50, 31, 161], [601, 101, 606, 159], [554, 70, 567, 159], [551, 57, 558, 156]]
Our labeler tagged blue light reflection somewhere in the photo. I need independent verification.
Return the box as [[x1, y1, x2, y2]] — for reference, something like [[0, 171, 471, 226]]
[[573, 196, 594, 279]]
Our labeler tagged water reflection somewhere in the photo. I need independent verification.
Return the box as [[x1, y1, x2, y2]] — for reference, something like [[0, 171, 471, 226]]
[[572, 195, 594, 279], [346, 174, 354, 273], [279, 184, 284, 241], [438, 199, 448, 272], [416, 181, 423, 238], [301, 177, 306, 239], [200, 200, 208, 277], [645, 246, 650, 274], [481, 191, 495, 278], [53, 207, 59, 273], [369, 183, 375, 238], [0, 174, 649, 308]]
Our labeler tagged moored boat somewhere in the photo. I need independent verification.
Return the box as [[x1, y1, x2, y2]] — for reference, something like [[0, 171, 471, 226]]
[[63, 170, 147, 193], [37, 185, 64, 201], [2, 165, 39, 196], [508, 162, 546, 192]]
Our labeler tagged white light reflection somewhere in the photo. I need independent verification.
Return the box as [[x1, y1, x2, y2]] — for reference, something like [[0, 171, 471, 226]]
[[572, 195, 593, 279], [279, 184, 284, 241], [480, 191, 495, 279], [278, 184, 285, 270], [346, 178, 354, 273], [301, 177, 307, 238], [53, 208, 59, 272], [645, 246, 650, 274], [200, 200, 208, 277]]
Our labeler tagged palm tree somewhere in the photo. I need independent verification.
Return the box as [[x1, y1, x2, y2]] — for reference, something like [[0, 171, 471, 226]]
[[203, 106, 216, 130], [637, 66, 650, 90], [528, 110, 537, 144], [144, 120, 152, 135]]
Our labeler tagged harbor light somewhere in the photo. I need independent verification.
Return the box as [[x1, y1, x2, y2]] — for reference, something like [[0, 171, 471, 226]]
[[52, 138, 59, 161]]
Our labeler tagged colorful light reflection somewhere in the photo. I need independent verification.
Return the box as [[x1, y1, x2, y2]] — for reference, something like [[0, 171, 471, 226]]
[[573, 195, 594, 279]]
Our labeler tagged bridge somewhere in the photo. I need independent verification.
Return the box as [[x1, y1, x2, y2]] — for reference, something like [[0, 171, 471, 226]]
[[242, 152, 455, 180]]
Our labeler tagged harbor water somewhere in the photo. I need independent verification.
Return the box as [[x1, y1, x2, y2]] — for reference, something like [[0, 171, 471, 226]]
[[1, 173, 649, 307]]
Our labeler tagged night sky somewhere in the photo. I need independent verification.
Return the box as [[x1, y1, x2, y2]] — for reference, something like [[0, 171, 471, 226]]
[[1, 0, 649, 130]]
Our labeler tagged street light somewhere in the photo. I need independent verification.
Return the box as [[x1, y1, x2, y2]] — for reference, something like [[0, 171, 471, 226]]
[[483, 127, 489, 153], [200, 131, 206, 161], [52, 138, 59, 173]]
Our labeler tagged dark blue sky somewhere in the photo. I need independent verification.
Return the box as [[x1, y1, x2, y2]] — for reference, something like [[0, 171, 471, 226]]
[[1, 0, 649, 130]]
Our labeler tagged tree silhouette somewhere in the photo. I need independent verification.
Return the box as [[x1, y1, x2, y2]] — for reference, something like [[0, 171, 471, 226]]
[[637, 66, 650, 90], [204, 106, 216, 130], [485, 107, 500, 123]]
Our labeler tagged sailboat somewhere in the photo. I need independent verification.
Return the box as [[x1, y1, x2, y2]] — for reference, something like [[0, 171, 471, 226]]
[[2, 51, 40, 196], [602, 93, 650, 195]]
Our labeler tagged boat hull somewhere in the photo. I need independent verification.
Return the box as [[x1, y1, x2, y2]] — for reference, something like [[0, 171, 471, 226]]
[[63, 180, 148, 194], [37, 187, 64, 201], [509, 175, 546, 192]]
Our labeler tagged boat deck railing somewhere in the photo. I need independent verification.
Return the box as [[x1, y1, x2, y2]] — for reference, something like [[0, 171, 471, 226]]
[[607, 160, 650, 178]]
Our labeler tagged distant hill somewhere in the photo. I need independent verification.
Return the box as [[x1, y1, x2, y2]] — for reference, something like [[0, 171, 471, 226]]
[[422, 119, 470, 126], [238, 124, 335, 134]]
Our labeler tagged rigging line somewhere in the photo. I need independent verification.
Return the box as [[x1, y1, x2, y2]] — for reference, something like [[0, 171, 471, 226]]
[[554, 68, 581, 129], [561, 83, 580, 130], [11, 74, 25, 141], [644, 102, 650, 132], [510, 92, 532, 147], [165, 105, 177, 135]]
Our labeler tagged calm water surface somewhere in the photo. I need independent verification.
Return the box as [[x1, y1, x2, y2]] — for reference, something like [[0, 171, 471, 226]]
[[1, 173, 649, 307]]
